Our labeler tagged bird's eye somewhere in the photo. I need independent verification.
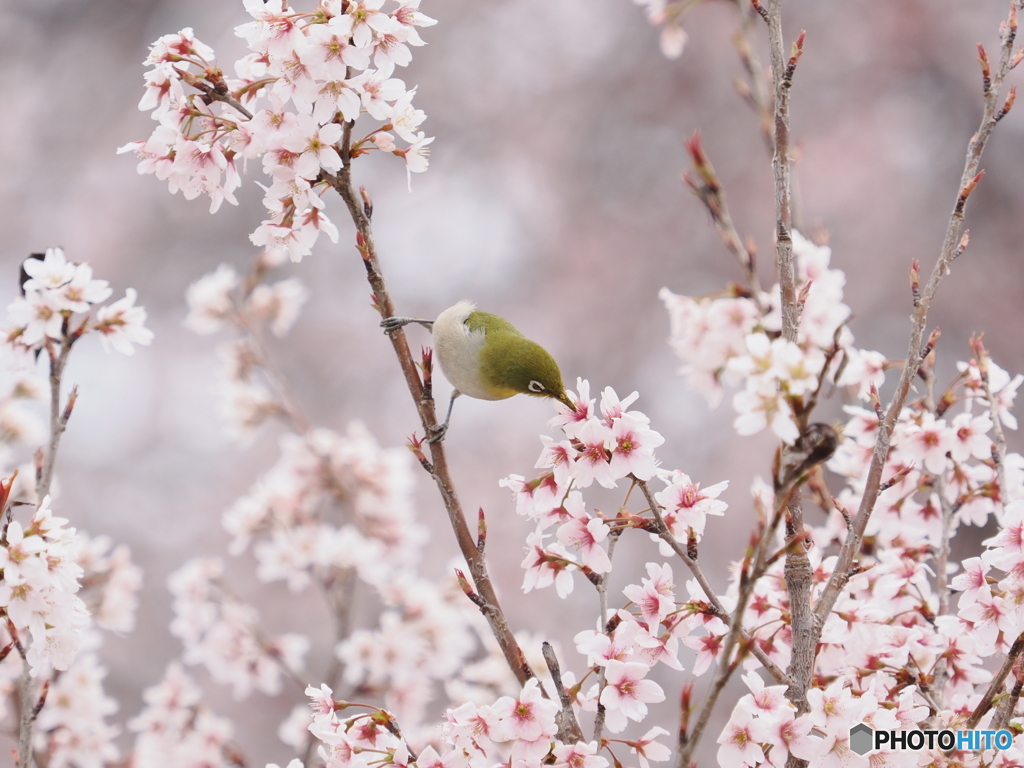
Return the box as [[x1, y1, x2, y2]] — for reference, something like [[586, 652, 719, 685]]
[[528, 380, 546, 393]]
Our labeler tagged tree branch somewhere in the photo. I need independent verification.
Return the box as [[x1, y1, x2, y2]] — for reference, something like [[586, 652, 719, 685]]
[[324, 132, 538, 689]]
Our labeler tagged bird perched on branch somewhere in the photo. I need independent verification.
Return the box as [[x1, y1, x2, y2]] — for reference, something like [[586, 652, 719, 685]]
[[383, 301, 574, 441]]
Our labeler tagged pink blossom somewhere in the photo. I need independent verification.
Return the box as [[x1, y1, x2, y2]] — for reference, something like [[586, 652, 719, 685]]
[[491, 678, 559, 742], [951, 557, 990, 607], [653, 472, 727, 544], [950, 411, 993, 462], [750, 707, 816, 765], [959, 588, 1018, 652], [738, 671, 788, 717], [623, 563, 675, 629], [7, 289, 64, 347], [536, 436, 576, 487], [184, 264, 239, 335], [837, 348, 887, 400], [733, 379, 800, 444], [574, 615, 646, 667], [500, 472, 566, 523], [625, 727, 672, 768], [556, 506, 611, 574], [684, 629, 725, 676], [899, 411, 955, 475], [716, 706, 764, 767], [599, 660, 665, 725], [22, 247, 76, 293], [521, 531, 575, 598], [550, 378, 595, 439], [552, 741, 609, 768], [572, 419, 616, 489], [93, 289, 155, 355], [607, 414, 664, 481], [279, 115, 343, 179]]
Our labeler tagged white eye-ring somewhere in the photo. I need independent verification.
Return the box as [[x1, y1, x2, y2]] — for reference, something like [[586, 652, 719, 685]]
[[528, 380, 545, 393]]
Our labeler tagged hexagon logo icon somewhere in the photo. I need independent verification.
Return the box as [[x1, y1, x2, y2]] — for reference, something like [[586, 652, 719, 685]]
[[850, 723, 874, 756]]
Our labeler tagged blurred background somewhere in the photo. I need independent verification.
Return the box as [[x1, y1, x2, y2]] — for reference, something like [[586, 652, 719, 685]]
[[2, 0, 1024, 763]]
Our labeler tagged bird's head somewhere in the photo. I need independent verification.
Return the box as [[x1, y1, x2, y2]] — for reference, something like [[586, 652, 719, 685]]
[[479, 333, 576, 411]]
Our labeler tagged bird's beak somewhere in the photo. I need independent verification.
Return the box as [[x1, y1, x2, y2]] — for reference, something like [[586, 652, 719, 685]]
[[557, 391, 578, 413]]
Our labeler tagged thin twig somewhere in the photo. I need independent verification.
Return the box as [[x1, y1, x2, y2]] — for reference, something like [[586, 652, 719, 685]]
[[592, 529, 622, 742], [684, 135, 765, 308], [37, 335, 73, 500], [814, 0, 1021, 631], [325, 126, 538, 690], [636, 479, 788, 685], [542, 642, 585, 744], [731, 0, 774, 152], [967, 631, 1024, 729], [974, 336, 1009, 518]]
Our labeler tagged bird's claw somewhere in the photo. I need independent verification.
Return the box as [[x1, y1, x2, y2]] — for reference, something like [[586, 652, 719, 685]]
[[380, 317, 406, 333], [426, 423, 449, 443], [380, 316, 433, 334]]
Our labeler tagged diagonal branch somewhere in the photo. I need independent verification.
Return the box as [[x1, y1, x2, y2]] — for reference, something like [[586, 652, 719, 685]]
[[324, 124, 538, 692], [813, 0, 1022, 632]]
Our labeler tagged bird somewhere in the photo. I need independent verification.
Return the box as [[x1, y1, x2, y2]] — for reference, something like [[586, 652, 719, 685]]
[[383, 301, 574, 441]]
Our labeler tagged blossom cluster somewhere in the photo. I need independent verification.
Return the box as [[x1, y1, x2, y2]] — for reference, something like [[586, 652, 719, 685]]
[[297, 676, 671, 768], [502, 381, 730, 601], [34, 643, 121, 768], [5, 248, 154, 356], [501, 383, 667, 597], [121, 0, 436, 264], [178, 253, 499, 747], [662, 232, 865, 444], [185, 262, 309, 440], [655, 227, 1024, 763], [30, 533, 144, 767], [129, 662, 238, 768], [0, 497, 89, 675], [168, 557, 310, 699]]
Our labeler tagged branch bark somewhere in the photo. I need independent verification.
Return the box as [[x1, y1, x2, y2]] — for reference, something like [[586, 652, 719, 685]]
[[813, 0, 1022, 631], [325, 125, 538, 691]]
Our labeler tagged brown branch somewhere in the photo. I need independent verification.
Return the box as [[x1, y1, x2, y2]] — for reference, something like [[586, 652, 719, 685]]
[[325, 131, 537, 689], [760, 0, 818, 734], [176, 68, 255, 120], [636, 479, 789, 686], [683, 134, 765, 308], [731, 0, 774, 152], [677, 611, 756, 767], [967, 631, 1024, 729], [18, 323, 81, 768], [37, 334, 74, 501], [766, 3, 799, 347], [814, 0, 1022, 632], [542, 642, 585, 744], [973, 336, 1009, 515], [991, 672, 1024, 733], [592, 529, 622, 743]]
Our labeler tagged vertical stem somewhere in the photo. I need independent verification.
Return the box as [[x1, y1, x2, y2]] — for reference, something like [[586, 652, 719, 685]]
[[592, 530, 620, 743], [38, 340, 71, 501], [326, 133, 536, 688], [18, 333, 74, 768], [763, 1, 814, 732], [17, 664, 34, 768], [766, 0, 797, 346]]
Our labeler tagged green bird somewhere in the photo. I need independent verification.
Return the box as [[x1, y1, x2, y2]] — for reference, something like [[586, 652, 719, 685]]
[[384, 301, 574, 440]]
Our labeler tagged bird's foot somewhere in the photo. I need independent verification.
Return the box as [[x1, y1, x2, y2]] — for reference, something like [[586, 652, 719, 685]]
[[381, 316, 434, 333], [426, 421, 449, 444]]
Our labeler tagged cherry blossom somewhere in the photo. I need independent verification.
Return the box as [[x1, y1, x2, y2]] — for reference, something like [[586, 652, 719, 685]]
[[93, 289, 155, 355], [623, 563, 675, 629], [600, 659, 665, 732]]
